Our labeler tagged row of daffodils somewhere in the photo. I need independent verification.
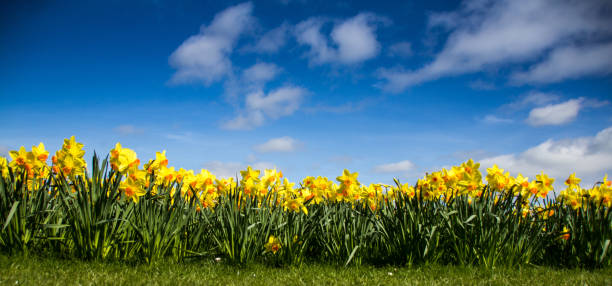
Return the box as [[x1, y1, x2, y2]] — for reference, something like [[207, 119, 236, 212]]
[[0, 137, 610, 268]]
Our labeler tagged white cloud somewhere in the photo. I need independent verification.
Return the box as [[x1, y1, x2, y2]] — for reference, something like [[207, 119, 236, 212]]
[[246, 86, 306, 118], [246, 23, 290, 54], [224, 61, 280, 103], [223, 86, 308, 130], [295, 13, 386, 65], [242, 62, 281, 84], [502, 91, 560, 111], [168, 2, 254, 85], [480, 125, 612, 189], [254, 136, 300, 153], [294, 18, 336, 64], [388, 41, 412, 58], [114, 124, 143, 135], [526, 98, 583, 126], [378, 0, 612, 92], [166, 3, 305, 131], [204, 161, 243, 178], [373, 160, 415, 173], [511, 42, 612, 84], [583, 98, 610, 108], [331, 13, 382, 64], [222, 111, 265, 130], [483, 115, 513, 124]]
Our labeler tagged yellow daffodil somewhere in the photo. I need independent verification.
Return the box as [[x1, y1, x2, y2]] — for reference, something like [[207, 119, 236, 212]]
[[120, 177, 146, 203], [240, 166, 260, 183], [110, 142, 139, 174], [264, 235, 281, 254], [564, 173, 581, 190]]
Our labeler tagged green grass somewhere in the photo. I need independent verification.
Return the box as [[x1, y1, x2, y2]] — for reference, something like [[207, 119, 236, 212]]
[[1, 254, 610, 286]]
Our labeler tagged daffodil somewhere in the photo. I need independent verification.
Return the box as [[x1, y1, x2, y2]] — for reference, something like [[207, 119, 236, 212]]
[[9, 146, 32, 173], [264, 235, 281, 254], [144, 150, 169, 173], [336, 169, 359, 187], [461, 159, 481, 181], [53, 136, 87, 177], [31, 142, 49, 169], [564, 173, 581, 189], [561, 226, 570, 240], [110, 142, 139, 174], [283, 197, 308, 215], [62, 136, 86, 158], [536, 172, 555, 196], [240, 166, 260, 183], [120, 177, 146, 203]]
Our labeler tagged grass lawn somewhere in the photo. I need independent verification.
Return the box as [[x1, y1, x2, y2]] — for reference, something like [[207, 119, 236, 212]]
[[0, 254, 610, 286]]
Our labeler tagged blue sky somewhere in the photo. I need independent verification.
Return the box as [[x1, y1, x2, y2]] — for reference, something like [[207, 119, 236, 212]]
[[1, 0, 611, 189]]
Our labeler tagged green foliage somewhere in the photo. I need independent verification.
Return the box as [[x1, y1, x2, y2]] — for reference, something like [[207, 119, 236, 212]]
[[129, 182, 196, 264], [314, 202, 376, 266], [375, 187, 445, 266], [0, 170, 56, 254], [1, 154, 611, 269], [442, 187, 549, 267], [56, 155, 133, 260], [544, 196, 612, 268], [204, 190, 282, 265]]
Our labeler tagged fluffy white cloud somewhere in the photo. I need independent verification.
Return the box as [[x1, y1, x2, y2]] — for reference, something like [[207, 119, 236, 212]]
[[254, 136, 300, 153], [480, 126, 612, 188], [501, 91, 560, 111], [294, 18, 337, 64], [331, 13, 382, 64], [222, 111, 265, 130], [373, 160, 415, 173], [511, 42, 612, 84], [378, 0, 612, 92], [247, 23, 290, 54], [168, 2, 254, 85], [246, 86, 306, 118], [295, 13, 386, 65], [242, 62, 281, 84], [526, 98, 583, 126], [223, 86, 307, 130]]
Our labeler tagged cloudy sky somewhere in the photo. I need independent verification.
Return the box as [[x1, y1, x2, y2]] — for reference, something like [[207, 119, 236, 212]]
[[1, 0, 611, 189]]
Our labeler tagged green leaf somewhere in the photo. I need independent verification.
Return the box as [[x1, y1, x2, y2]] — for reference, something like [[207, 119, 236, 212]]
[[345, 245, 359, 267], [3, 201, 20, 231]]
